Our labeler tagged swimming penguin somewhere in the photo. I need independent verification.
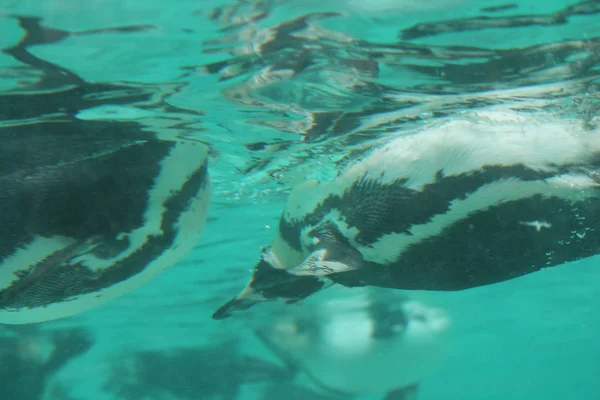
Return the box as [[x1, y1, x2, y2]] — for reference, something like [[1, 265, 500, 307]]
[[0, 16, 212, 325], [103, 338, 291, 400], [213, 109, 600, 319], [0, 120, 211, 324], [0, 325, 95, 400], [252, 287, 452, 400]]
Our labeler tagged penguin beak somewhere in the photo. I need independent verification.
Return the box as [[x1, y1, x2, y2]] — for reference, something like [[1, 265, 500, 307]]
[[211, 260, 277, 319], [211, 293, 266, 319], [212, 259, 325, 320]]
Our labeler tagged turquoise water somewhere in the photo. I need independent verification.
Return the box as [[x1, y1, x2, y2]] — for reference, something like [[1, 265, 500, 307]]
[[1, 0, 600, 399]]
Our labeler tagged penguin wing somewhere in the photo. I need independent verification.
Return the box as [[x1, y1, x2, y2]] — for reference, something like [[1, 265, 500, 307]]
[[287, 224, 364, 278], [287, 248, 359, 277], [384, 385, 419, 400]]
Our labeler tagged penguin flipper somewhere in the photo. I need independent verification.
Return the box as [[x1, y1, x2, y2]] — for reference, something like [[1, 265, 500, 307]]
[[287, 248, 359, 277], [384, 385, 419, 400], [287, 224, 364, 278]]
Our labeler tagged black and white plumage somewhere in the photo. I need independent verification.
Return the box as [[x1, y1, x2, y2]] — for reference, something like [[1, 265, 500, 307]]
[[253, 287, 451, 400], [213, 109, 600, 319], [0, 119, 211, 324]]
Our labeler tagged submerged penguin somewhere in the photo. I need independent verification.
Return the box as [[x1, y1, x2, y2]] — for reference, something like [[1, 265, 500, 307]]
[[0, 120, 211, 324], [0, 15, 212, 324], [0, 325, 95, 400], [103, 339, 291, 400], [253, 287, 451, 400], [214, 109, 600, 318]]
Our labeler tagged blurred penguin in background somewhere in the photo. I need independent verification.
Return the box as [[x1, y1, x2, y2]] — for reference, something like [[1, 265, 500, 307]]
[[252, 287, 452, 400], [258, 381, 341, 400], [103, 337, 292, 400], [0, 325, 95, 400]]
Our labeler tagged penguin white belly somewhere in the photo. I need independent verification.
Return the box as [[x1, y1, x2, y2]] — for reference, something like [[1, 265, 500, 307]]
[[254, 288, 451, 399]]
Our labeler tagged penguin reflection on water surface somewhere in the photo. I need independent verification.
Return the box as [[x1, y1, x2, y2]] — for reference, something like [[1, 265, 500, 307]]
[[253, 288, 452, 400]]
